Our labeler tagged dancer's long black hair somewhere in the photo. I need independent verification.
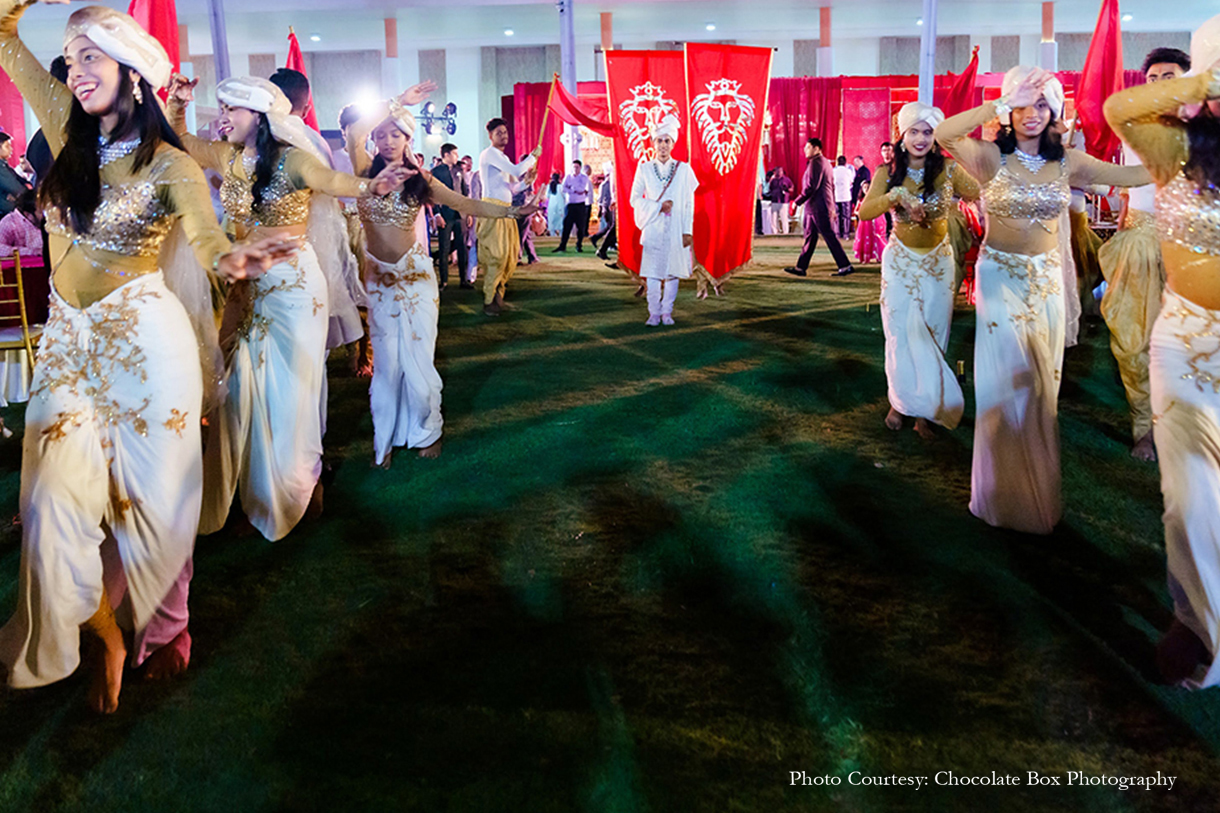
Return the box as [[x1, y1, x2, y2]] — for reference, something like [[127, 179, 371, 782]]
[[1184, 105, 1220, 193], [886, 140, 946, 201], [250, 112, 287, 207], [40, 68, 183, 234], [367, 144, 431, 206], [993, 112, 1066, 162]]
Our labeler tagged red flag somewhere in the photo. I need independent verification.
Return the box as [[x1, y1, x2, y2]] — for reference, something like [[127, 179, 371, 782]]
[[940, 45, 979, 119], [127, 0, 179, 101], [285, 29, 320, 132], [605, 51, 689, 276], [685, 43, 771, 280], [1077, 0, 1124, 160], [548, 75, 614, 136]]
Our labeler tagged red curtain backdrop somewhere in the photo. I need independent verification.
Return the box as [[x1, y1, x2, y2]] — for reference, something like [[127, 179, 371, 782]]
[[605, 51, 689, 276], [841, 88, 892, 167], [686, 43, 771, 279], [285, 31, 320, 132], [767, 77, 841, 202], [0, 69, 24, 164], [512, 80, 606, 188], [1078, 0, 1125, 160]]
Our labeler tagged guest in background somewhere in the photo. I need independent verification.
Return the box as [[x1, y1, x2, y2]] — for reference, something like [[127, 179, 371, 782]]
[[851, 179, 886, 264], [0, 188, 41, 257], [833, 155, 854, 238], [769, 166, 793, 235], [0, 133, 31, 217], [546, 172, 565, 235], [880, 141, 896, 237], [592, 164, 617, 260], [784, 138, 855, 278], [554, 159, 591, 252], [851, 155, 871, 208], [432, 142, 470, 288]]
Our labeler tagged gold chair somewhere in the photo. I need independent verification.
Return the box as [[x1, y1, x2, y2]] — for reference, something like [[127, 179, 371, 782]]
[[0, 249, 43, 375]]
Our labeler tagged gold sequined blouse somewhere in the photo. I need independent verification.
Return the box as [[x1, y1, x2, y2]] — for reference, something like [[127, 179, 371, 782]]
[[357, 176, 512, 231], [0, 0, 233, 308], [857, 161, 979, 224], [982, 155, 1072, 221], [1104, 69, 1220, 260]]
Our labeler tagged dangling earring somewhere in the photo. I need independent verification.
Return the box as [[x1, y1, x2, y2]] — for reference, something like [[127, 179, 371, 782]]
[[133, 83, 144, 105]]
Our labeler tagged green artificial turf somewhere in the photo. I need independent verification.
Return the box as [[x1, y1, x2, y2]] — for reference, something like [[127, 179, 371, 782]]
[[1, 234, 1218, 812]]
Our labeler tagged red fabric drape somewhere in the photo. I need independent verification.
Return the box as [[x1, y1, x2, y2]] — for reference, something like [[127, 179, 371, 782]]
[[550, 76, 613, 135], [686, 43, 771, 280], [841, 87, 891, 166], [939, 46, 980, 119], [767, 77, 841, 200], [512, 80, 608, 193], [605, 51, 689, 276], [128, 0, 179, 103], [285, 31, 320, 132], [1078, 0, 1125, 160]]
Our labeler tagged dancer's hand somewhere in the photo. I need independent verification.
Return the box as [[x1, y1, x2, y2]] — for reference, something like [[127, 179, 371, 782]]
[[398, 80, 438, 107], [167, 73, 198, 106], [661, 200, 674, 214], [371, 164, 411, 196], [514, 202, 540, 218], [1006, 68, 1053, 109], [682, 234, 692, 248], [217, 236, 302, 281]]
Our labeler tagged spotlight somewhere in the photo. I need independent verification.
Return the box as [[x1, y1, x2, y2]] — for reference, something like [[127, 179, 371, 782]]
[[504, 29, 514, 37], [423, 101, 436, 115], [309, 34, 321, 42], [1121, 14, 1133, 21], [916, 18, 924, 26], [705, 23, 716, 31], [443, 102, 457, 116]]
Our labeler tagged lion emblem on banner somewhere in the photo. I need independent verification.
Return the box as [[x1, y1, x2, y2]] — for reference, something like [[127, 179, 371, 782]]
[[691, 78, 756, 175], [618, 81, 679, 162]]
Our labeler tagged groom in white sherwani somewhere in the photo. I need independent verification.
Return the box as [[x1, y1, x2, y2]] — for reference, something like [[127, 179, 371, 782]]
[[630, 114, 698, 326]]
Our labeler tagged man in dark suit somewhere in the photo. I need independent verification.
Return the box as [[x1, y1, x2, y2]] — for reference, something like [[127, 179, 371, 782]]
[[850, 155, 871, 208], [784, 138, 854, 277], [432, 142, 471, 288]]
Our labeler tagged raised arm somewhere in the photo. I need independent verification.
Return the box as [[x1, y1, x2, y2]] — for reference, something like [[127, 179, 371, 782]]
[[1067, 149, 1152, 189], [344, 102, 385, 178], [285, 148, 371, 199], [427, 175, 513, 219], [935, 102, 1002, 185], [0, 0, 73, 156], [1103, 69, 1220, 185], [164, 93, 233, 172]]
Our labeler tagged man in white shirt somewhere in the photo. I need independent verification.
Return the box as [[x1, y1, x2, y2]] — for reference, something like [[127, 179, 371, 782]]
[[478, 117, 537, 316], [631, 114, 698, 327], [832, 155, 855, 239], [555, 160, 592, 252]]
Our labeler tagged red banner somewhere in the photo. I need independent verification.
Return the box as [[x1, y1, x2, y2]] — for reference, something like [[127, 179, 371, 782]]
[[605, 51, 689, 276], [685, 43, 771, 280], [127, 0, 179, 102], [1078, 0, 1124, 160], [285, 30, 320, 132]]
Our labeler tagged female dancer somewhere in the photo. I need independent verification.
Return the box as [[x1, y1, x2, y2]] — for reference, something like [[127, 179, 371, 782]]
[[347, 93, 532, 466], [936, 66, 1149, 534], [167, 75, 407, 541], [857, 102, 979, 439], [0, 2, 293, 713], [1104, 16, 1220, 684]]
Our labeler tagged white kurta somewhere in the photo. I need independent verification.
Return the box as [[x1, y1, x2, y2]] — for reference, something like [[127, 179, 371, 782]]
[[631, 158, 698, 280]]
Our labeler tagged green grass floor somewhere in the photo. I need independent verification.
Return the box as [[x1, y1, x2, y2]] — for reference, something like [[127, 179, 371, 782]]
[[1, 234, 1218, 812]]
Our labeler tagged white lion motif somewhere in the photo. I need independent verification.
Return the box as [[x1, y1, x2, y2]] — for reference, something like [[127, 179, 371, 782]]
[[617, 81, 679, 162], [691, 78, 756, 175]]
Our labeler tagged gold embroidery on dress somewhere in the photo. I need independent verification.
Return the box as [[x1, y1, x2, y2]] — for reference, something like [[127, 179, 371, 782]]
[[1162, 298, 1220, 393], [41, 410, 84, 442], [879, 239, 954, 320], [367, 245, 434, 320], [163, 408, 188, 437], [984, 247, 1062, 339]]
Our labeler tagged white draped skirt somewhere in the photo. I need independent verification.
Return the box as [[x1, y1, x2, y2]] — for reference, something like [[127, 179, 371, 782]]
[[0, 273, 201, 687], [1151, 288, 1220, 688], [200, 245, 328, 541], [879, 236, 963, 429], [970, 246, 1065, 534], [366, 247, 442, 464]]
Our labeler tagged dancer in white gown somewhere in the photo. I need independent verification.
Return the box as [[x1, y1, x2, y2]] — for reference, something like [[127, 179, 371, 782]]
[[346, 89, 533, 466], [631, 115, 698, 326], [1105, 15, 1220, 685], [936, 66, 1149, 534], [167, 75, 407, 541], [856, 102, 979, 438], [0, 2, 293, 713]]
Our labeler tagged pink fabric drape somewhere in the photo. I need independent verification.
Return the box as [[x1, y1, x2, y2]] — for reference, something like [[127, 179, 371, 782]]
[[841, 88, 891, 166], [0, 68, 25, 163], [767, 77, 841, 199]]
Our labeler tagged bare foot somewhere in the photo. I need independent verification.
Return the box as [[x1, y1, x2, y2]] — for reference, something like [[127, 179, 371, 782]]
[[1157, 619, 1211, 684], [913, 418, 936, 441], [355, 361, 373, 379], [1132, 431, 1157, 462], [418, 437, 443, 459], [87, 629, 126, 714], [143, 629, 191, 681], [372, 450, 392, 470], [884, 408, 903, 431], [305, 481, 324, 521], [634, 283, 646, 298]]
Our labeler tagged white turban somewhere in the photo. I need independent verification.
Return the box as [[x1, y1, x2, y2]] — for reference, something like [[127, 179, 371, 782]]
[[63, 6, 172, 90], [896, 102, 945, 136], [216, 76, 330, 166], [999, 65, 1065, 125], [1185, 13, 1220, 77], [650, 113, 680, 141], [387, 98, 416, 138]]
